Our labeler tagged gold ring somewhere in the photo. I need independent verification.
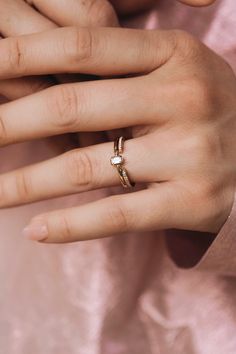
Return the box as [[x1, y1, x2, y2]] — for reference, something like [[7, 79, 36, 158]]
[[110, 136, 135, 189]]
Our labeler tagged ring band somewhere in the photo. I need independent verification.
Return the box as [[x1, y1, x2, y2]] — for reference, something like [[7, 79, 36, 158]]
[[110, 136, 135, 189]]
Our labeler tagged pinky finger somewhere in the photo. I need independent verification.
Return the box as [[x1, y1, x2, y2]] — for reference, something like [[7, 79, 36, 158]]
[[22, 184, 179, 243]]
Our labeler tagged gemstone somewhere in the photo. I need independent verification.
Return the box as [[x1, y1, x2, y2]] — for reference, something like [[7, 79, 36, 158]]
[[110, 155, 123, 166]]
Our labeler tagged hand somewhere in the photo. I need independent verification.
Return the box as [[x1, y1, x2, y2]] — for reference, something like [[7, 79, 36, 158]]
[[0, 0, 119, 152], [0, 27, 235, 243], [0, 0, 217, 99], [0, 0, 118, 101]]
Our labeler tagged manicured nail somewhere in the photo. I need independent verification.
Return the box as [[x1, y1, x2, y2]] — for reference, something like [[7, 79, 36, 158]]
[[23, 222, 48, 241]]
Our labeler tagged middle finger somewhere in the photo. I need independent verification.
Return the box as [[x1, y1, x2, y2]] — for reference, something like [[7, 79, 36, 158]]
[[0, 77, 161, 146]]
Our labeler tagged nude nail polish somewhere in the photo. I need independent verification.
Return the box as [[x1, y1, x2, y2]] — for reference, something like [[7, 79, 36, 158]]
[[23, 223, 48, 241]]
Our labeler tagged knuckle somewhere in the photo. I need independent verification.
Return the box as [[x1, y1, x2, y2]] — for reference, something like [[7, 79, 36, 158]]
[[66, 149, 94, 188], [55, 212, 73, 242], [194, 179, 234, 233], [180, 78, 216, 118], [88, 0, 118, 26], [149, 30, 178, 66], [198, 180, 218, 202], [183, 180, 219, 229], [14, 171, 32, 201], [65, 27, 94, 64], [191, 79, 214, 112], [4, 38, 25, 75], [172, 29, 202, 60], [192, 132, 223, 165], [43, 212, 72, 243], [105, 197, 132, 232], [196, 182, 224, 228], [186, 132, 226, 202], [48, 85, 79, 129]]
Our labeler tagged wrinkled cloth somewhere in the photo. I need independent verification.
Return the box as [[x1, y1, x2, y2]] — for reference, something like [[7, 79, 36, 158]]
[[0, 1, 236, 353]]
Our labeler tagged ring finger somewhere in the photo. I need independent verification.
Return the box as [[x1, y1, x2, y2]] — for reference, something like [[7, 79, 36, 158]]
[[0, 135, 170, 207]]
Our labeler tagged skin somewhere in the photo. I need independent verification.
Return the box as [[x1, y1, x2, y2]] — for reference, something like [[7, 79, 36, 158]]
[[0, 27, 234, 244], [0, 0, 118, 100], [0, 0, 217, 99], [0, 0, 119, 150], [0, 0, 218, 101], [0, 0, 225, 244]]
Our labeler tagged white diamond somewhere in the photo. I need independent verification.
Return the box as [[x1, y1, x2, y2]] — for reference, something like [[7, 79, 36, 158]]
[[110, 155, 123, 166]]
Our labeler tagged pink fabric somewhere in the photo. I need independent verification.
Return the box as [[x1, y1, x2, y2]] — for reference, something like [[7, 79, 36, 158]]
[[1, 1, 236, 353]]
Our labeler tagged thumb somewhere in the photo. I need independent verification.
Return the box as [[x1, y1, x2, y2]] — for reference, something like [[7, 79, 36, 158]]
[[177, 0, 216, 6]]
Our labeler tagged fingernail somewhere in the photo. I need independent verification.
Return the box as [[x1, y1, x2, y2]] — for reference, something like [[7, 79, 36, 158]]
[[23, 222, 48, 241]]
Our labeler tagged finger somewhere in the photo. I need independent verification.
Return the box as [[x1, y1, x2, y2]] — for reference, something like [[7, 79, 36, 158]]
[[0, 4, 106, 148], [0, 136, 158, 207], [0, 78, 159, 145], [178, 0, 216, 6], [22, 184, 179, 243], [0, 133, 174, 207], [0, 1, 114, 103], [26, 0, 118, 27], [0, 0, 56, 37], [0, 27, 176, 79], [0, 1, 56, 99]]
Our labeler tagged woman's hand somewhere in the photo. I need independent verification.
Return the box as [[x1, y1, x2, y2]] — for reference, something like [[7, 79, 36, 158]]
[[0, 27, 235, 242], [0, 0, 217, 100], [0, 0, 118, 101], [0, 0, 119, 151]]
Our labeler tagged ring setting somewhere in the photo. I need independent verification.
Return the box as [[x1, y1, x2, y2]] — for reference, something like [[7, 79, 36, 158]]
[[110, 155, 123, 166], [110, 136, 135, 189]]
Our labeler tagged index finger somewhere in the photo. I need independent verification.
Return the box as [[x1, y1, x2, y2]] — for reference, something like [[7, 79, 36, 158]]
[[0, 27, 176, 79], [26, 0, 118, 27]]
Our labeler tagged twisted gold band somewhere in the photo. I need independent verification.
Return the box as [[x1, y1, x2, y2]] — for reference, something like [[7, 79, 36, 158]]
[[110, 136, 135, 189]]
